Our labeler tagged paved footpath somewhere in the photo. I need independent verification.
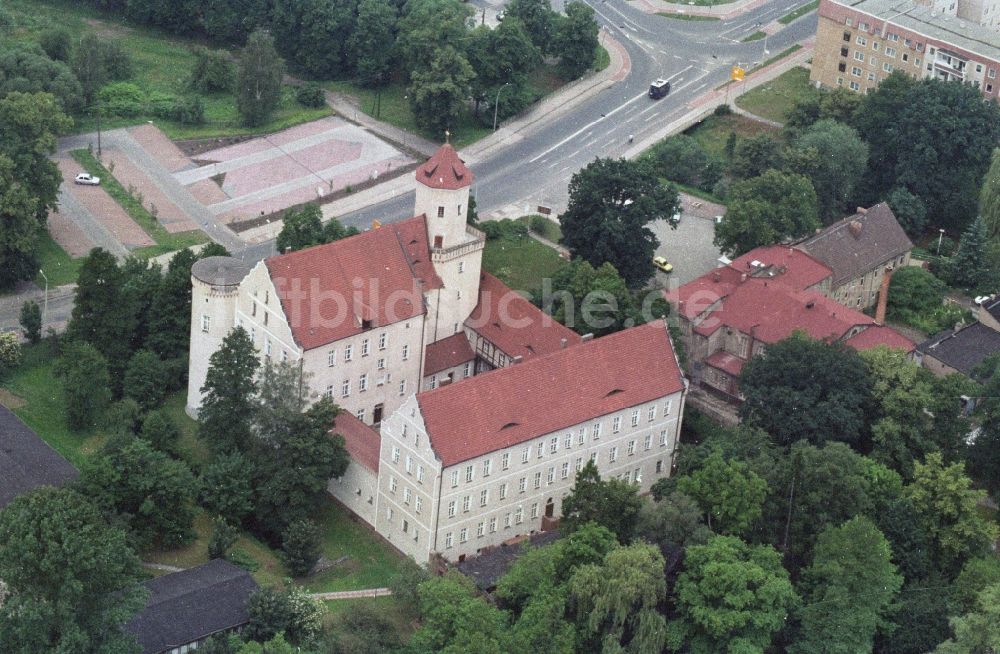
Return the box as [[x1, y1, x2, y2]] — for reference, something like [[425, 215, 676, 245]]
[[310, 588, 393, 600]]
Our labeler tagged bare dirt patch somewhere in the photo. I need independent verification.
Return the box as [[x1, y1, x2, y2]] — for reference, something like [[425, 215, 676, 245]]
[[176, 135, 257, 158], [83, 17, 129, 39], [0, 388, 26, 410]]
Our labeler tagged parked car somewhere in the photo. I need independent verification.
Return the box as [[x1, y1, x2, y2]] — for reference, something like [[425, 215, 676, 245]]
[[652, 256, 674, 273], [74, 173, 101, 186], [670, 211, 681, 225], [496, 10, 505, 21], [975, 294, 994, 305]]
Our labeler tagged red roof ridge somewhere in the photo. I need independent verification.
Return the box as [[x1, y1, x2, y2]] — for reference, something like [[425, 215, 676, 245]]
[[416, 144, 473, 190]]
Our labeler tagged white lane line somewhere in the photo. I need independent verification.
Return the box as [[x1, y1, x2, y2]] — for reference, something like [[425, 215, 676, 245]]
[[673, 54, 684, 60], [528, 90, 649, 163], [645, 113, 660, 122]]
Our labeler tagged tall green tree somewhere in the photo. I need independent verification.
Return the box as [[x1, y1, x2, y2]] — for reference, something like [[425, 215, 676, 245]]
[[669, 535, 798, 654], [139, 409, 181, 455], [946, 215, 988, 290], [905, 453, 998, 573], [350, 0, 398, 86], [635, 490, 712, 551], [933, 583, 1000, 654], [408, 571, 510, 653], [282, 519, 322, 577], [730, 133, 784, 180], [560, 157, 679, 288], [792, 119, 869, 220], [67, 248, 136, 378], [790, 516, 902, 654], [245, 586, 325, 647], [0, 487, 146, 654], [0, 43, 84, 113], [19, 299, 41, 343], [555, 2, 599, 79], [542, 258, 648, 337], [146, 248, 198, 360], [199, 327, 259, 453], [561, 460, 643, 541], [855, 73, 1000, 231], [277, 203, 324, 252], [271, 0, 356, 79], [740, 333, 872, 448], [886, 186, 928, 238], [675, 453, 768, 536], [236, 29, 285, 128], [396, 0, 472, 73], [199, 451, 256, 524], [981, 148, 1000, 238], [567, 542, 668, 654], [0, 154, 40, 289], [80, 436, 198, 549], [201, 0, 270, 43], [506, 0, 557, 53], [408, 45, 475, 136], [714, 169, 819, 256], [123, 349, 169, 411], [55, 341, 112, 431]]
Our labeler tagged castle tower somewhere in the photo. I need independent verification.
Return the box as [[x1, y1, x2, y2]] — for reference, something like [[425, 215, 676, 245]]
[[186, 256, 251, 417], [414, 144, 486, 344]]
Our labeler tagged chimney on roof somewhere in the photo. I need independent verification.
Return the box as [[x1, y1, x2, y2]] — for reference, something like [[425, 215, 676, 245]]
[[740, 273, 747, 282], [857, 206, 868, 215], [560, 338, 568, 349], [581, 333, 594, 342], [512, 355, 523, 364], [849, 220, 863, 238], [875, 268, 893, 325]]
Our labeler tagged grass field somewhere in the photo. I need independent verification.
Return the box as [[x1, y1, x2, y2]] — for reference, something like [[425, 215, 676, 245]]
[[594, 45, 611, 72], [483, 231, 568, 293], [657, 12, 721, 20], [2, 0, 332, 140], [779, 0, 820, 24], [736, 66, 817, 123], [71, 149, 208, 257], [35, 232, 85, 288], [684, 113, 780, 163], [742, 31, 766, 42], [519, 215, 563, 242]]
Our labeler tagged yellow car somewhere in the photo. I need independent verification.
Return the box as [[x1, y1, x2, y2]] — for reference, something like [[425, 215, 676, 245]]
[[653, 256, 674, 273]]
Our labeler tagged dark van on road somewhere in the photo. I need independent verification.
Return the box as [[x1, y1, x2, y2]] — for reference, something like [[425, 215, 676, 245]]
[[649, 79, 671, 99]]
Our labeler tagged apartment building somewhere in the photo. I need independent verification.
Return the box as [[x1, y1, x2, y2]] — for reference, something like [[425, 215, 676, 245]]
[[812, 0, 1000, 96]]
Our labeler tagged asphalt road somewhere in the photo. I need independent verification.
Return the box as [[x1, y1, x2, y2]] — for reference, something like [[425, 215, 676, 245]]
[[224, 0, 818, 267]]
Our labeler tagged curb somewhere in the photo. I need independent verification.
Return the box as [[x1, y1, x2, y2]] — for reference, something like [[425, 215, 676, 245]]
[[634, 0, 769, 20]]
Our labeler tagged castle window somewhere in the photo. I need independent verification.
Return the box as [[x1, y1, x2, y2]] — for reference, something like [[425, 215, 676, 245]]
[[399, 379, 407, 396], [379, 332, 387, 349], [437, 206, 445, 218], [402, 344, 409, 360], [201, 315, 211, 333], [357, 408, 365, 422], [345, 344, 353, 361], [328, 350, 336, 367], [458, 261, 465, 273], [458, 205, 462, 216], [359, 374, 368, 392], [342, 379, 351, 397], [362, 339, 370, 356]]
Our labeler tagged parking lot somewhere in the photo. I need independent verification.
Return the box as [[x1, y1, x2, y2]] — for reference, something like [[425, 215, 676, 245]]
[[650, 194, 725, 289]]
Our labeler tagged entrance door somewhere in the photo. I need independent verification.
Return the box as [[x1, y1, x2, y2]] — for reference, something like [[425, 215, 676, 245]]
[[545, 498, 554, 518], [373, 403, 384, 426]]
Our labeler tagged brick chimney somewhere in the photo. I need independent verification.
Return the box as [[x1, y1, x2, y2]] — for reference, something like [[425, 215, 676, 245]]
[[849, 220, 863, 238], [875, 269, 893, 325]]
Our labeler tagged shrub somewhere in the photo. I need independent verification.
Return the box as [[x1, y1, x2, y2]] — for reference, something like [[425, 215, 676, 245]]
[[282, 519, 322, 577], [98, 81, 145, 117], [714, 103, 732, 116], [189, 47, 235, 93], [100, 40, 133, 80], [480, 218, 529, 241], [0, 331, 21, 376], [208, 518, 238, 560], [170, 96, 205, 125], [529, 215, 550, 235], [19, 301, 41, 344], [295, 82, 325, 108], [38, 28, 73, 62]]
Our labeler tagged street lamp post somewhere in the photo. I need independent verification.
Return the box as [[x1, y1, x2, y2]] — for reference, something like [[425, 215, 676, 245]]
[[38, 269, 48, 328], [493, 83, 511, 132], [937, 228, 946, 256]]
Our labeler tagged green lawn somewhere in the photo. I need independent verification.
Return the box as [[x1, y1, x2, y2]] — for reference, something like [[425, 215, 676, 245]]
[[736, 66, 817, 123], [2, 0, 333, 140], [742, 31, 766, 42], [684, 113, 780, 163], [35, 232, 85, 288], [657, 0, 728, 6], [299, 498, 409, 593], [482, 232, 569, 293], [71, 149, 208, 257], [657, 12, 721, 20], [760, 44, 804, 69], [519, 215, 563, 242], [594, 45, 611, 73], [779, 0, 820, 24]]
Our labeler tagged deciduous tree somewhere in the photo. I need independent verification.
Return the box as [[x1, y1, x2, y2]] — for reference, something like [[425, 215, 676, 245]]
[[19, 299, 41, 343], [714, 169, 819, 256], [199, 327, 259, 453], [560, 157, 678, 288], [933, 584, 1000, 654], [199, 451, 256, 523], [124, 349, 169, 411], [981, 148, 1000, 238], [561, 460, 642, 541], [55, 341, 111, 431], [236, 29, 284, 128], [555, 2, 599, 80], [350, 0, 398, 86], [792, 119, 869, 220], [408, 45, 475, 136], [675, 453, 768, 536], [0, 487, 146, 654]]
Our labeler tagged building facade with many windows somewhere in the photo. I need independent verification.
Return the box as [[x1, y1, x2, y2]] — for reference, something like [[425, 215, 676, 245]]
[[812, 0, 1000, 96], [330, 321, 688, 563]]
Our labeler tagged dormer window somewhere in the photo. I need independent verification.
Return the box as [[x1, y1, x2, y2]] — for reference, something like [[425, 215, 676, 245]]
[[362, 318, 373, 330]]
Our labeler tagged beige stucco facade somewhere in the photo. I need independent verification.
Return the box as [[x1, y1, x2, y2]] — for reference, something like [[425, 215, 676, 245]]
[[830, 251, 911, 309], [373, 390, 686, 563]]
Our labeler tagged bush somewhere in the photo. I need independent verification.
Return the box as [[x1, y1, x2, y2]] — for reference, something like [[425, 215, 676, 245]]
[[19, 301, 41, 344], [208, 518, 238, 560], [480, 218, 529, 241], [100, 40, 133, 81], [38, 28, 72, 62], [98, 82, 145, 117], [170, 96, 205, 125], [0, 331, 21, 376], [714, 103, 732, 116], [529, 215, 550, 235], [282, 519, 322, 577], [189, 47, 235, 93], [296, 82, 325, 108]]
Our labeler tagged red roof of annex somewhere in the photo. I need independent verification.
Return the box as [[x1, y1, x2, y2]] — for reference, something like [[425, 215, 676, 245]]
[[417, 321, 684, 467], [423, 332, 476, 376], [332, 411, 381, 472]]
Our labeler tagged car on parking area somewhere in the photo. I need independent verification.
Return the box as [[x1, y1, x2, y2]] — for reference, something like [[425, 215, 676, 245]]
[[669, 211, 681, 225], [497, 10, 505, 20], [74, 173, 101, 186], [652, 256, 673, 273]]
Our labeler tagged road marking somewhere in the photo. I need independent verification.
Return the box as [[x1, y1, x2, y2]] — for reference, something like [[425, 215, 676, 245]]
[[528, 90, 649, 163], [673, 54, 683, 60], [645, 113, 660, 122]]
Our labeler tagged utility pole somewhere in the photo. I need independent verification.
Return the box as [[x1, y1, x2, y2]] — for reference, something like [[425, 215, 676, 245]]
[[38, 269, 48, 328], [95, 100, 102, 159]]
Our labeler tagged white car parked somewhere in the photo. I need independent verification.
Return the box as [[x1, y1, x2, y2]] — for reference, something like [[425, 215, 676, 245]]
[[74, 173, 101, 186]]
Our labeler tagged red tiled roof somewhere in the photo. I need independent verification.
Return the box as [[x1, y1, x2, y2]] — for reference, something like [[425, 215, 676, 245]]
[[331, 411, 381, 472], [704, 350, 745, 377], [424, 332, 475, 376], [692, 280, 870, 344], [265, 215, 442, 350], [415, 144, 473, 190], [466, 272, 582, 361], [417, 321, 684, 466], [844, 325, 915, 353], [729, 245, 832, 291]]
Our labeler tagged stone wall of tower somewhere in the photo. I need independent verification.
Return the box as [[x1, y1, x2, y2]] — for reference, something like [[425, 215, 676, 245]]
[[414, 183, 471, 252], [186, 277, 240, 417]]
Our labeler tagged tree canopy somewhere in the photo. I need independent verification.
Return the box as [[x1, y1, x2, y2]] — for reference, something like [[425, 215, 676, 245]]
[[714, 169, 819, 256], [561, 460, 642, 541]]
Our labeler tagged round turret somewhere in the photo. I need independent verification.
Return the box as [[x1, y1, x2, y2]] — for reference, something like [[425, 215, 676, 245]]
[[186, 256, 251, 417]]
